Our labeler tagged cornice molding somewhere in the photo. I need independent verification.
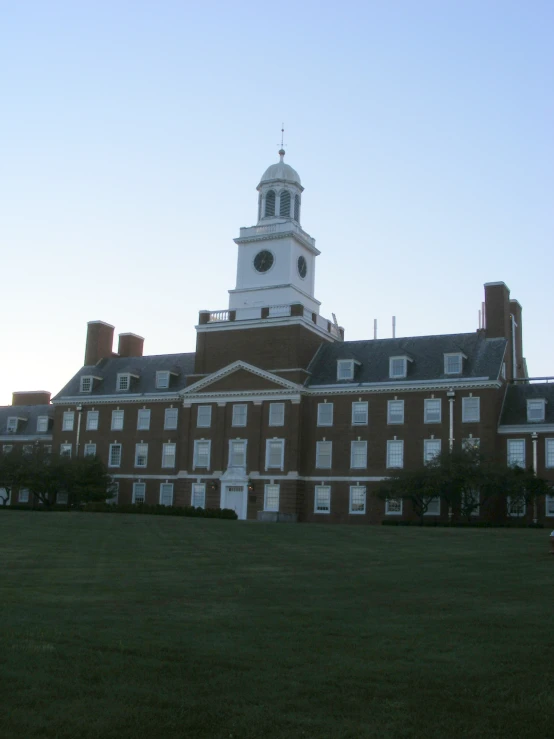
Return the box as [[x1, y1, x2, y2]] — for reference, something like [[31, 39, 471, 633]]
[[497, 424, 554, 434], [181, 360, 304, 395], [52, 394, 182, 406]]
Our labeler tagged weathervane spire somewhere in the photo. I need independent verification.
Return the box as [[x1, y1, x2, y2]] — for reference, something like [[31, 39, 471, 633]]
[[278, 123, 286, 161]]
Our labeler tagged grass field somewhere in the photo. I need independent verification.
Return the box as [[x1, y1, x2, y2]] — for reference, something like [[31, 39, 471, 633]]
[[1, 513, 553, 739]]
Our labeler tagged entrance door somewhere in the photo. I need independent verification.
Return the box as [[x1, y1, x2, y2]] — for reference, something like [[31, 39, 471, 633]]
[[224, 484, 246, 520]]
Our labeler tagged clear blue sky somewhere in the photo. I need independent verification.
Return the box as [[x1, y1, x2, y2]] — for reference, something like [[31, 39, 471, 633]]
[[1, 0, 553, 404]]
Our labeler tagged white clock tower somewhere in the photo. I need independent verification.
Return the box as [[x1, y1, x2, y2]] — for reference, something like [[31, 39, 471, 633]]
[[229, 149, 321, 317]]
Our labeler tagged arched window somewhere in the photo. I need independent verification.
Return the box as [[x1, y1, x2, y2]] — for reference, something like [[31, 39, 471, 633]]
[[294, 194, 301, 221], [258, 193, 262, 221], [280, 190, 291, 217], [265, 190, 276, 217]]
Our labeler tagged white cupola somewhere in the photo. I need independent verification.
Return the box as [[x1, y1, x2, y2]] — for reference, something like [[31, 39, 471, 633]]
[[257, 149, 303, 226]]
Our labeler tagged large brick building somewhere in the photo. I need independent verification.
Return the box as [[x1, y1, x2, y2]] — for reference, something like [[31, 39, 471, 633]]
[[2, 151, 553, 521]]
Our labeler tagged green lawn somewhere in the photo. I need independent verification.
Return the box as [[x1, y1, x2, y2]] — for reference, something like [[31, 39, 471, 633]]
[[1, 513, 553, 739]]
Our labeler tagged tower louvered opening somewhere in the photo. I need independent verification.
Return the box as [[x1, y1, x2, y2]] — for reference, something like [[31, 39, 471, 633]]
[[280, 190, 291, 217], [258, 193, 262, 221], [294, 194, 301, 221], [265, 190, 276, 217]]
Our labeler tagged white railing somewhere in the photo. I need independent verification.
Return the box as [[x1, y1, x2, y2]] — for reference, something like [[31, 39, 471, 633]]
[[208, 310, 230, 323], [268, 305, 291, 317]]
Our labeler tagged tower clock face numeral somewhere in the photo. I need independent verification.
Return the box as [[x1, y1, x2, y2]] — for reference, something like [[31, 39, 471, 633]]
[[253, 250, 274, 273], [297, 256, 307, 279]]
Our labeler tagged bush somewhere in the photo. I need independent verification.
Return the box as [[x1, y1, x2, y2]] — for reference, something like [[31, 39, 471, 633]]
[[381, 519, 542, 528], [80, 502, 238, 519]]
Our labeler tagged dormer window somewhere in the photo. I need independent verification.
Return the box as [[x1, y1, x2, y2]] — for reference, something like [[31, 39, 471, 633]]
[[7, 417, 18, 433], [36, 416, 49, 433], [444, 353, 464, 375], [156, 371, 170, 389], [527, 399, 546, 423], [337, 359, 356, 381], [80, 376, 93, 393], [116, 372, 139, 392], [389, 356, 409, 379]]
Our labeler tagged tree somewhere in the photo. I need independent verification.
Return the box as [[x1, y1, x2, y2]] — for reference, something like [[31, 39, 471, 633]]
[[502, 465, 551, 519], [377, 463, 443, 523], [0, 447, 27, 505]]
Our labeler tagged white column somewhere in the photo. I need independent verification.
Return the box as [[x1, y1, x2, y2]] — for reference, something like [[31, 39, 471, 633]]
[[532, 432, 538, 524], [447, 390, 455, 519]]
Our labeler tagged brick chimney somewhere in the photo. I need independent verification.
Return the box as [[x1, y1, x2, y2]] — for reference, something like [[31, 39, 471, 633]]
[[509, 299, 525, 379], [12, 391, 51, 406], [484, 282, 525, 381], [118, 333, 144, 358], [84, 321, 115, 366]]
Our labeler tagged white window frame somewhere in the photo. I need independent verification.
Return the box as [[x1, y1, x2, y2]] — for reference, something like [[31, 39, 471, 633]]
[[546, 439, 554, 469], [107, 481, 119, 505], [527, 399, 546, 423], [156, 371, 170, 389], [18, 488, 30, 503], [192, 483, 206, 508], [545, 493, 554, 517], [117, 373, 131, 392], [385, 497, 403, 515], [84, 443, 97, 457], [265, 439, 285, 470], [463, 437, 480, 451], [424, 439, 442, 465], [137, 409, 151, 430], [164, 407, 178, 430], [60, 444, 72, 458], [134, 443, 148, 468], [349, 485, 366, 514], [462, 396, 480, 423], [314, 485, 331, 513], [315, 441, 332, 469], [424, 497, 441, 516], [197, 405, 212, 428], [232, 404, 248, 427], [193, 440, 211, 469], [507, 439, 525, 468], [351, 401, 368, 425], [389, 356, 407, 379], [111, 410, 124, 431], [161, 443, 176, 468], [3, 445, 13, 454], [269, 402, 285, 427], [57, 492, 69, 505], [108, 443, 122, 468], [424, 398, 441, 424], [337, 360, 355, 381], [350, 441, 367, 469], [36, 416, 49, 433], [229, 439, 247, 467], [387, 400, 404, 425], [62, 412, 75, 431], [444, 353, 463, 375], [132, 482, 146, 504], [507, 496, 526, 517], [80, 376, 93, 393], [86, 410, 99, 431], [462, 489, 480, 516], [159, 482, 174, 506], [6, 417, 18, 433], [317, 402, 333, 427], [386, 440, 404, 469], [264, 484, 280, 512]]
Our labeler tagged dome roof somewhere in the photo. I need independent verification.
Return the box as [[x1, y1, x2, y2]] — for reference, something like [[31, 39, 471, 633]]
[[259, 150, 301, 187]]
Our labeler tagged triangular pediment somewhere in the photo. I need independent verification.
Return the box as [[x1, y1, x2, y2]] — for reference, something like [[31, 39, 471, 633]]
[[182, 361, 302, 396]]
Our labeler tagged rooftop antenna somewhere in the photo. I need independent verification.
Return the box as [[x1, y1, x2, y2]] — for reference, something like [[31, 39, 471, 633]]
[[392, 316, 396, 338], [331, 313, 343, 341], [374, 319, 377, 340]]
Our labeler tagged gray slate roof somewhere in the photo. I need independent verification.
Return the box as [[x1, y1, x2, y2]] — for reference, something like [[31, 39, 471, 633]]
[[306, 332, 507, 386], [500, 383, 554, 426], [0, 404, 53, 436], [53, 353, 196, 400]]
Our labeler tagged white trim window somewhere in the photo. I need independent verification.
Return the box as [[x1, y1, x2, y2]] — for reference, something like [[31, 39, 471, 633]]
[[387, 440, 404, 468], [86, 410, 99, 431], [316, 441, 332, 469], [385, 497, 403, 515], [507, 496, 526, 517], [424, 398, 441, 424], [264, 484, 280, 512], [57, 493, 69, 505], [197, 405, 212, 428], [62, 412, 75, 431], [19, 488, 30, 503], [117, 374, 131, 392], [389, 356, 407, 379], [109, 443, 122, 468], [229, 439, 247, 467], [507, 439, 525, 468], [60, 444, 72, 458], [444, 353, 463, 375], [84, 443, 96, 457], [545, 493, 554, 517], [162, 443, 176, 468], [156, 371, 170, 389], [159, 482, 174, 506], [388, 400, 404, 425], [266, 439, 285, 470], [23, 445, 33, 456], [349, 485, 366, 514], [527, 399, 546, 422], [462, 489, 480, 516], [6, 417, 18, 433], [134, 444, 148, 468], [317, 402, 333, 426], [463, 437, 480, 451], [424, 439, 441, 465], [107, 481, 119, 505], [350, 441, 367, 469], [232, 404, 248, 427], [80, 376, 93, 393], [111, 410, 124, 431], [546, 439, 554, 468], [337, 360, 355, 381], [137, 409, 151, 430], [462, 397, 480, 423], [269, 402, 285, 427], [132, 482, 146, 504], [193, 440, 211, 469], [352, 402, 368, 425], [314, 485, 331, 513], [424, 497, 441, 516], [2, 445, 13, 454], [192, 483, 206, 508], [36, 416, 49, 433], [164, 407, 178, 430]]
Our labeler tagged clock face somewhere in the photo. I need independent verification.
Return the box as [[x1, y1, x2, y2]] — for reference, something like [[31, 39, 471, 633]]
[[297, 255, 307, 279], [253, 250, 274, 273]]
